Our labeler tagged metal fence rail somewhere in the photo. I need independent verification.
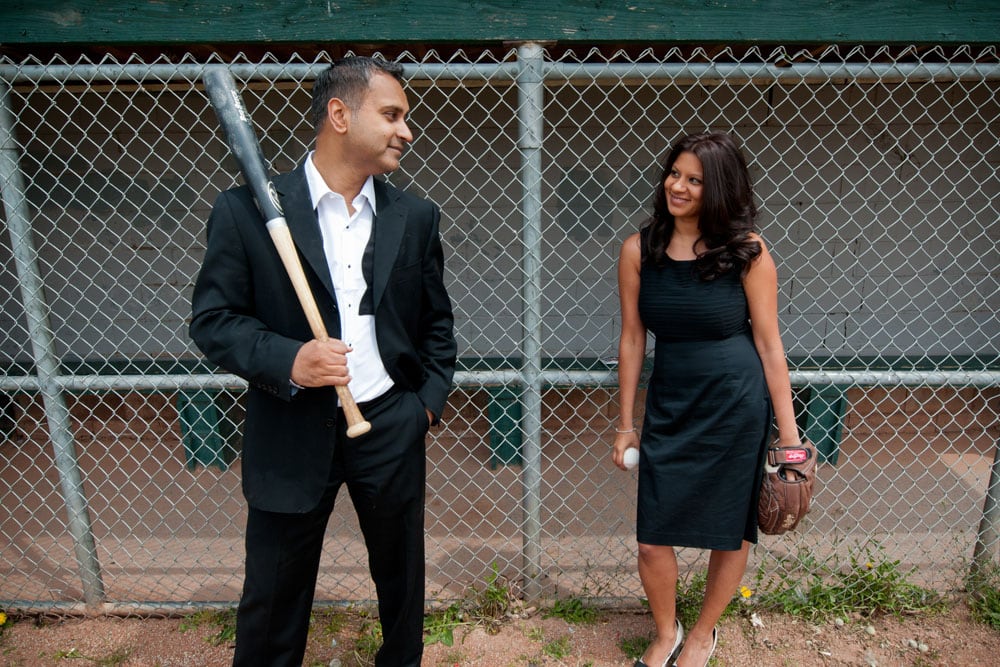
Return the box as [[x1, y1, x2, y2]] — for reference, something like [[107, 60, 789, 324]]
[[1, 45, 998, 614]]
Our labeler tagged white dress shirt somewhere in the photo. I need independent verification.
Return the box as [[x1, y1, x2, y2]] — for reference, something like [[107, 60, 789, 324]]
[[305, 153, 394, 403]]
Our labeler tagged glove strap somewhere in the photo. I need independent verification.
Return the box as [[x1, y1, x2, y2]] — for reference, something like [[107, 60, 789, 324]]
[[767, 445, 814, 467]]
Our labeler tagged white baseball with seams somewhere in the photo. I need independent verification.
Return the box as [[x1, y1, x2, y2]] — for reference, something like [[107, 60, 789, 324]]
[[623, 447, 639, 470]]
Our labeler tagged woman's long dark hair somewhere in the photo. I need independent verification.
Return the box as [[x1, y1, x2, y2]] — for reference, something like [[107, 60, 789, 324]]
[[642, 132, 761, 280]]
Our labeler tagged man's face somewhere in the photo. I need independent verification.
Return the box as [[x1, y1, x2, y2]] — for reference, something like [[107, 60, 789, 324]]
[[346, 72, 413, 175]]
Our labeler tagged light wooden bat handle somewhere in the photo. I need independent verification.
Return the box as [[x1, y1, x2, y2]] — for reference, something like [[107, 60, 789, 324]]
[[266, 218, 372, 438]]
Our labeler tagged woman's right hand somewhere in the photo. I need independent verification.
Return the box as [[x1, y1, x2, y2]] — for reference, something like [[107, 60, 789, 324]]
[[612, 430, 639, 470]]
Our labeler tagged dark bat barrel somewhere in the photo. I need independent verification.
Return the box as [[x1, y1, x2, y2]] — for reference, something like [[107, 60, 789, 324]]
[[203, 66, 283, 222]]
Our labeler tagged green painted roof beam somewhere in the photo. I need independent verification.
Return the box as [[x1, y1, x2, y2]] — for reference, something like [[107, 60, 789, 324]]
[[0, 1, 997, 46]]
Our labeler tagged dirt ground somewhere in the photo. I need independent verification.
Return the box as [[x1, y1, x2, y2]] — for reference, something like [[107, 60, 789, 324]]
[[2, 600, 999, 667]]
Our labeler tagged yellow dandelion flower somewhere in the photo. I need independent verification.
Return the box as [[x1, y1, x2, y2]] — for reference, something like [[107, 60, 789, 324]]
[[0, 611, 7, 626], [739, 586, 753, 599]]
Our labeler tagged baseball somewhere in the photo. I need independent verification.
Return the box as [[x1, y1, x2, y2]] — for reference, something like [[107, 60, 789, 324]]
[[622, 447, 639, 470]]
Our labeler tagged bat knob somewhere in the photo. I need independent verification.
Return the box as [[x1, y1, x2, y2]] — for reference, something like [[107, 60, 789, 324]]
[[346, 420, 372, 438]]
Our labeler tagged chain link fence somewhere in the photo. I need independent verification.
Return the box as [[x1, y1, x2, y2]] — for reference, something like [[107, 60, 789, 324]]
[[1, 44, 998, 614]]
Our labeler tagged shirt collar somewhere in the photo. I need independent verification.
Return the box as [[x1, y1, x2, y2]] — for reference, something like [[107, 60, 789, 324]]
[[304, 151, 377, 216]]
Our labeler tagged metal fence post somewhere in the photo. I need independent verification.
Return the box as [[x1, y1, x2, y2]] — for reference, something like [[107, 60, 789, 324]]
[[972, 435, 1000, 577], [0, 78, 105, 608], [516, 43, 545, 601]]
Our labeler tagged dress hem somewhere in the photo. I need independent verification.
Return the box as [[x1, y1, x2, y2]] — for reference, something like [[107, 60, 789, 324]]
[[635, 530, 756, 551]]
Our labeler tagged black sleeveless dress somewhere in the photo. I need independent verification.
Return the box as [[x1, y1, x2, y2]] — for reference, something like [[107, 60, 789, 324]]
[[635, 240, 773, 550]]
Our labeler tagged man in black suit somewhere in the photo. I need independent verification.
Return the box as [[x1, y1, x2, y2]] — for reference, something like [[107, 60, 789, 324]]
[[190, 56, 455, 666]]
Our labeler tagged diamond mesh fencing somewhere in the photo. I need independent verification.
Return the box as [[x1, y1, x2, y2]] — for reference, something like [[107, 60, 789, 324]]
[[1, 45, 998, 615]]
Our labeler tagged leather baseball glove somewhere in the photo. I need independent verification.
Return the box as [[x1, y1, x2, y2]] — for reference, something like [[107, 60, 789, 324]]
[[758, 437, 819, 535]]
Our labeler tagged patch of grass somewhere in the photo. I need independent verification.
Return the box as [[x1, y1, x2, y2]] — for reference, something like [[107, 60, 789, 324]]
[[99, 647, 133, 666], [752, 541, 944, 620], [543, 596, 599, 624], [439, 648, 466, 664], [618, 633, 652, 661], [526, 626, 545, 642], [52, 646, 132, 665], [352, 619, 383, 666], [178, 608, 237, 647], [837, 546, 942, 615], [966, 563, 1000, 630], [912, 651, 942, 667], [54, 648, 83, 659], [541, 635, 572, 660], [311, 608, 349, 637]]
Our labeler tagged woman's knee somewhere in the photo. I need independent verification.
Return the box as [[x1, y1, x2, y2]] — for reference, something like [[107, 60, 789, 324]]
[[637, 542, 675, 562]]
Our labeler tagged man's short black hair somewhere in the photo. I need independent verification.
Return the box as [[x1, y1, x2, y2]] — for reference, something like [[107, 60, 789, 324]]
[[310, 56, 405, 132]]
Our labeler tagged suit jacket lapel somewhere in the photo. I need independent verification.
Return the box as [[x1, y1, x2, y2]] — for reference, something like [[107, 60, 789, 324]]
[[273, 165, 337, 301], [373, 180, 406, 310]]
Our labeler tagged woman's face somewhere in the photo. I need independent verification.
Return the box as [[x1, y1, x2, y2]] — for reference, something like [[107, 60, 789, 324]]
[[663, 151, 703, 223]]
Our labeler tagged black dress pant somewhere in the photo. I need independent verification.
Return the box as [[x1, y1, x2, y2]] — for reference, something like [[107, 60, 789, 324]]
[[232, 388, 429, 667]]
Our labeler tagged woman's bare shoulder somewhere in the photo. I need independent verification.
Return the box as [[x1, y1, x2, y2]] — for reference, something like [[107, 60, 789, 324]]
[[621, 231, 642, 256]]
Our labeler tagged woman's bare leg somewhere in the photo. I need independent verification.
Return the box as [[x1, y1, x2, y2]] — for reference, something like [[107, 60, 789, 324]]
[[637, 542, 682, 665], [674, 541, 750, 667]]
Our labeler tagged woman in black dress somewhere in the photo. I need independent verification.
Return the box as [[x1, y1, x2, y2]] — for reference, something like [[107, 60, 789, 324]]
[[613, 132, 800, 667]]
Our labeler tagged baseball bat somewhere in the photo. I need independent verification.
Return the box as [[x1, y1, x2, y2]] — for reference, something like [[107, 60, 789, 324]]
[[203, 66, 371, 438]]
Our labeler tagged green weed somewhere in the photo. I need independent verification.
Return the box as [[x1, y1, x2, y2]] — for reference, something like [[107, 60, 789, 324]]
[[837, 546, 941, 615], [420, 563, 516, 647], [178, 608, 237, 646], [53, 646, 132, 665], [966, 563, 1000, 630], [618, 633, 652, 661], [310, 608, 349, 637], [674, 570, 707, 629], [544, 596, 599, 624], [423, 602, 468, 647], [440, 648, 466, 664], [674, 570, 744, 629], [752, 541, 943, 620], [352, 619, 383, 666], [54, 648, 83, 659], [541, 635, 572, 659], [465, 563, 514, 634]]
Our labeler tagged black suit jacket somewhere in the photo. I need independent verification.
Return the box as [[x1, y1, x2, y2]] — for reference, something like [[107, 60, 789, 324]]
[[190, 162, 456, 513]]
